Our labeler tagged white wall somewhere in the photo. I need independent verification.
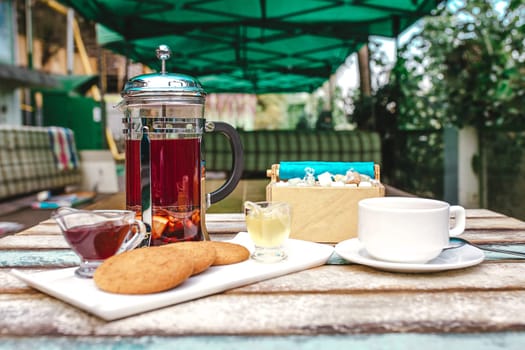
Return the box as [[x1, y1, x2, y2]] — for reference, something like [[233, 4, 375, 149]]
[[458, 126, 480, 208], [79, 150, 119, 193]]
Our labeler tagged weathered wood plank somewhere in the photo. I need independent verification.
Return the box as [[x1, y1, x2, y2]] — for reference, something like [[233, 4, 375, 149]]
[[206, 213, 246, 233], [206, 213, 245, 222], [231, 263, 525, 293], [0, 268, 48, 293], [102, 291, 525, 335], [4, 230, 525, 250], [84, 192, 125, 210], [5, 233, 522, 251], [11, 215, 247, 236], [465, 209, 506, 218], [206, 221, 246, 234], [1, 333, 524, 350], [205, 211, 525, 233], [9, 211, 520, 239], [14, 222, 61, 236], [0, 294, 103, 335], [2, 291, 525, 335], [0, 235, 69, 249], [3, 263, 525, 295], [462, 231, 525, 244], [0, 244, 523, 272], [11, 211, 523, 234], [465, 216, 525, 230], [0, 233, 236, 250], [0, 250, 79, 268]]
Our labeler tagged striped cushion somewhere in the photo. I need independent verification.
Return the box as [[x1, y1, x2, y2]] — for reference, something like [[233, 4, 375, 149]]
[[204, 130, 382, 177], [0, 125, 82, 200]]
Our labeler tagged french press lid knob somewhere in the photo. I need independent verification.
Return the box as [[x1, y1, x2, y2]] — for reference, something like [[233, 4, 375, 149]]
[[156, 45, 171, 74]]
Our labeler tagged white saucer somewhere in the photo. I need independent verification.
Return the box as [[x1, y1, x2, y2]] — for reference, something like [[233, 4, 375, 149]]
[[334, 238, 484, 273]]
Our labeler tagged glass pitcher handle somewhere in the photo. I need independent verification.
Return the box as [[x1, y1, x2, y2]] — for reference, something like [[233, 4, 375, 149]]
[[205, 121, 244, 204]]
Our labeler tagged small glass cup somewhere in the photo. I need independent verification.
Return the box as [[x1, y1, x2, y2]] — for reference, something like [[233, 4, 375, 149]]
[[53, 207, 146, 278], [244, 201, 291, 263]]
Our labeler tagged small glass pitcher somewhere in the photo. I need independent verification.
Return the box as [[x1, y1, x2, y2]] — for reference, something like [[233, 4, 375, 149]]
[[53, 207, 146, 278]]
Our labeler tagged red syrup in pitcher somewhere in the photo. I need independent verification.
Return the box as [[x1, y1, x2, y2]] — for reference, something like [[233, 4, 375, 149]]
[[125, 137, 203, 245], [63, 221, 131, 260]]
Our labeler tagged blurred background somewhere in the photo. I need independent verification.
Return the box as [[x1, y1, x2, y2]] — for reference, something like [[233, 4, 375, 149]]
[[1, 0, 524, 220]]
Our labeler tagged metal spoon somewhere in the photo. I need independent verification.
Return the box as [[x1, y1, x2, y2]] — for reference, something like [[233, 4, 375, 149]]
[[446, 237, 525, 258]]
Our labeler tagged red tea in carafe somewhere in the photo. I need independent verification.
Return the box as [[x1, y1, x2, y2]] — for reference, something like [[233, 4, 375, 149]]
[[126, 137, 203, 245]]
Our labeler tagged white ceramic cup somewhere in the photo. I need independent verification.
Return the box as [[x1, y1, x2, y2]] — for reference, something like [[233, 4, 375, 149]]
[[358, 197, 466, 263]]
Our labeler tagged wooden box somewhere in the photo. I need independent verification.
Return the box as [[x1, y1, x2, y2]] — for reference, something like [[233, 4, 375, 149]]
[[266, 164, 385, 244]]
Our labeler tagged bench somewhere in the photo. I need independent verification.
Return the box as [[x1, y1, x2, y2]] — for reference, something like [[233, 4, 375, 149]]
[[0, 125, 82, 201], [204, 130, 382, 178]]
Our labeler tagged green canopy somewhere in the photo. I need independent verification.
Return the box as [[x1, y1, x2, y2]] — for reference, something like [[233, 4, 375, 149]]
[[59, 0, 439, 93]]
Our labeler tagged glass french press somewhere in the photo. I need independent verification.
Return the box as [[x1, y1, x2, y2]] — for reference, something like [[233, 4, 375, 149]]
[[117, 45, 243, 246]]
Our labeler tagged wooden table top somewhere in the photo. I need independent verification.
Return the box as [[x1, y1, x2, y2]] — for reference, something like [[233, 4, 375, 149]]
[[2, 194, 525, 349]]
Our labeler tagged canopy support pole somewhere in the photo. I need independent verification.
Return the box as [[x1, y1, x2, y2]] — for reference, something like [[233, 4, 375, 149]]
[[23, 0, 35, 125], [43, 0, 101, 101], [66, 8, 74, 75], [357, 43, 371, 97]]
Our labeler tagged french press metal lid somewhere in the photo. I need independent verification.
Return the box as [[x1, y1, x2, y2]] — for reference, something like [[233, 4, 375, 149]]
[[120, 44, 206, 104]]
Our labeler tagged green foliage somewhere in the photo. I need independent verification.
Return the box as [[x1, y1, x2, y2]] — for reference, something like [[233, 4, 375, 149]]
[[394, 0, 525, 208], [396, 0, 525, 129], [393, 131, 444, 198], [483, 130, 525, 219], [347, 0, 525, 203]]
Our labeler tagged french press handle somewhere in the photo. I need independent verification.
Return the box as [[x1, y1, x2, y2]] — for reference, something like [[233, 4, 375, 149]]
[[205, 121, 244, 204]]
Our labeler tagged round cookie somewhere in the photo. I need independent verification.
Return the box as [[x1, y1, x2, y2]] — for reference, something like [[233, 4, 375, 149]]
[[204, 241, 250, 266], [159, 241, 217, 275], [94, 247, 194, 294]]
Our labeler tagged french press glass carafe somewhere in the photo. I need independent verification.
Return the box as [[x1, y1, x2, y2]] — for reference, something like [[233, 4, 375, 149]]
[[117, 45, 243, 246]]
